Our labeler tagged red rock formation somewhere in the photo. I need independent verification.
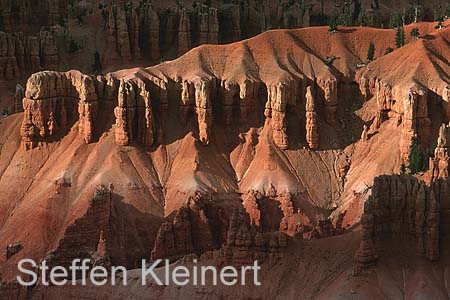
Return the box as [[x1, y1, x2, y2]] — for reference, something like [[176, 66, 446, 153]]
[[138, 3, 160, 61], [305, 85, 319, 149], [194, 78, 214, 145], [358, 77, 432, 162], [151, 192, 229, 260], [242, 190, 261, 226], [0, 0, 68, 32], [0, 32, 20, 80], [355, 214, 378, 268], [177, 8, 191, 55], [0, 26, 63, 82], [14, 83, 24, 113], [106, 5, 132, 61], [220, 208, 288, 263], [356, 174, 449, 268], [430, 123, 450, 180], [180, 80, 195, 122], [265, 82, 294, 149], [20, 70, 98, 149], [195, 4, 219, 45], [114, 78, 154, 147], [318, 78, 338, 125], [39, 27, 61, 70], [46, 185, 162, 270], [360, 124, 368, 142]]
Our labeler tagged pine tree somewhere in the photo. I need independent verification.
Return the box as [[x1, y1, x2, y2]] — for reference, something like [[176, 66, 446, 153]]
[[367, 42, 375, 61], [358, 11, 367, 26], [410, 27, 419, 40], [408, 137, 423, 174], [395, 26, 405, 48], [328, 18, 338, 32], [384, 47, 394, 55]]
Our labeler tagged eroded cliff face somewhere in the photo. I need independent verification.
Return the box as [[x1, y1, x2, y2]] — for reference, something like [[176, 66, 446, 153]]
[[20, 70, 98, 150], [44, 186, 162, 271], [0, 0, 68, 32], [355, 174, 450, 269], [0, 26, 63, 81]]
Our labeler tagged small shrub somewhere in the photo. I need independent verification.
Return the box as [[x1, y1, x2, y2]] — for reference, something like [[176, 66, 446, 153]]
[[407, 137, 436, 174], [328, 18, 338, 32], [367, 42, 375, 61], [410, 27, 419, 39]]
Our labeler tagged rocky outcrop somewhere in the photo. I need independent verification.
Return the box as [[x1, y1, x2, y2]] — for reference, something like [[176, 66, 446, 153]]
[[218, 208, 288, 263], [358, 78, 431, 162], [356, 174, 450, 268], [0, 32, 20, 80], [265, 82, 295, 149], [14, 83, 24, 113], [242, 190, 261, 227], [39, 27, 63, 70], [194, 4, 219, 46], [45, 186, 113, 271], [0, 0, 68, 32], [360, 124, 368, 142], [46, 185, 162, 270], [20, 70, 98, 150], [177, 8, 191, 55], [355, 214, 378, 268], [430, 123, 450, 180], [105, 5, 132, 61], [0, 26, 62, 81], [305, 86, 319, 149], [151, 192, 229, 260], [139, 3, 160, 61], [114, 78, 154, 147], [318, 78, 338, 125], [195, 78, 214, 144]]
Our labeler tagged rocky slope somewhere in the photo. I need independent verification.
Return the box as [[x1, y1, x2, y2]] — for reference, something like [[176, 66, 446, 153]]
[[1, 21, 450, 299]]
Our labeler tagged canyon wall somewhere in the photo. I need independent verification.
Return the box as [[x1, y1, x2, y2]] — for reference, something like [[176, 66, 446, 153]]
[[45, 185, 162, 271], [19, 69, 334, 153], [355, 174, 450, 268], [0, 26, 63, 81], [20, 70, 98, 150], [0, 0, 68, 32], [151, 192, 230, 260]]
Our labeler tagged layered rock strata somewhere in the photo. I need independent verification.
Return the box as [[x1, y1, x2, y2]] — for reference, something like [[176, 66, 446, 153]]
[[0, 27, 61, 81], [20, 70, 98, 150], [114, 78, 154, 147], [355, 174, 450, 268], [46, 185, 162, 271], [305, 86, 319, 149], [358, 78, 431, 162], [0, 0, 68, 32], [151, 192, 229, 260], [430, 123, 450, 180]]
